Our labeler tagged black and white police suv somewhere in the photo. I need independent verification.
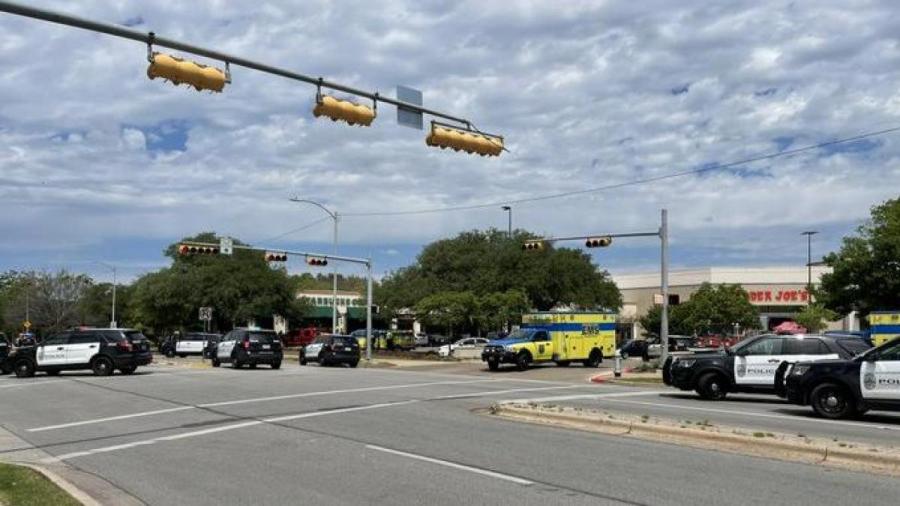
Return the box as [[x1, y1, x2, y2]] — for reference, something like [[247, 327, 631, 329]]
[[212, 328, 283, 369], [166, 332, 219, 358], [783, 337, 900, 419], [8, 328, 153, 378], [663, 333, 870, 400]]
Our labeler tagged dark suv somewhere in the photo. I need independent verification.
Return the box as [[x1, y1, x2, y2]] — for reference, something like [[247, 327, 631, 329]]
[[300, 335, 360, 367], [212, 328, 283, 369], [9, 328, 153, 377]]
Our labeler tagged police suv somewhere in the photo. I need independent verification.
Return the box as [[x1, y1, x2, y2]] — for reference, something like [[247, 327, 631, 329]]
[[663, 333, 869, 400], [0, 337, 11, 375], [212, 328, 283, 369], [8, 328, 153, 377], [783, 337, 900, 419]]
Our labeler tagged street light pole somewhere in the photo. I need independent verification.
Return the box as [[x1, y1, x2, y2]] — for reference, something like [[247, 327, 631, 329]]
[[801, 231, 818, 301], [290, 198, 339, 333], [97, 262, 117, 328], [501, 206, 512, 238]]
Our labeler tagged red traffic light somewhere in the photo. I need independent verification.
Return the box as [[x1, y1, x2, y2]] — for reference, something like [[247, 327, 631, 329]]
[[178, 244, 219, 255], [265, 251, 288, 262], [306, 256, 328, 266], [585, 236, 612, 248]]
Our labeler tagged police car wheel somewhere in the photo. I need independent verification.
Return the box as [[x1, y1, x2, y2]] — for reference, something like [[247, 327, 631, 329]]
[[271, 361, 282, 370], [810, 383, 854, 419], [211, 358, 220, 367], [349, 360, 358, 368], [300, 357, 307, 366], [232, 359, 242, 369], [696, 372, 728, 400], [120, 366, 137, 375], [488, 360, 500, 371], [92, 357, 114, 376], [165, 350, 175, 358], [15, 360, 35, 378]]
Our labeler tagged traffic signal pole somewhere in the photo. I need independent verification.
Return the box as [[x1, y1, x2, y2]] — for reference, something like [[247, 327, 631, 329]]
[[524, 209, 671, 365], [0, 1, 474, 126]]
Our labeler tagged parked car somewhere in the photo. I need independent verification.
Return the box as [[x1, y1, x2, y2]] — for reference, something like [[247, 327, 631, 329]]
[[414, 332, 429, 347], [213, 328, 283, 369], [300, 335, 360, 367], [163, 332, 219, 358], [438, 337, 490, 357], [8, 328, 153, 377], [284, 327, 320, 347], [663, 333, 871, 400], [0, 336, 11, 375], [428, 334, 451, 347], [784, 337, 900, 419]]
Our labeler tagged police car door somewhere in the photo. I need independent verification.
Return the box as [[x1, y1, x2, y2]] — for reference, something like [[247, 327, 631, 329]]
[[860, 339, 900, 402], [65, 332, 101, 365], [217, 331, 236, 359], [36, 333, 70, 367], [734, 336, 785, 386]]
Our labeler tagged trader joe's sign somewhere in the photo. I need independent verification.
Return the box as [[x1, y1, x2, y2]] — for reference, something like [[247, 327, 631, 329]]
[[747, 289, 809, 305]]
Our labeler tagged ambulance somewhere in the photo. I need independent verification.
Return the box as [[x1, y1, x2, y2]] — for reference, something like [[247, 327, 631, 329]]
[[481, 311, 616, 371], [870, 311, 900, 346]]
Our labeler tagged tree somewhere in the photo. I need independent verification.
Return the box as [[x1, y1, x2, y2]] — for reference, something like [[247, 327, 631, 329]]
[[793, 303, 838, 333], [640, 283, 760, 337], [2, 270, 92, 335], [377, 228, 621, 315], [820, 197, 900, 318], [129, 232, 309, 336], [415, 291, 479, 336]]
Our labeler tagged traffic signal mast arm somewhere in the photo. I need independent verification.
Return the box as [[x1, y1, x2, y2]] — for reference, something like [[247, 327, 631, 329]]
[[179, 241, 371, 267], [532, 231, 661, 244], [0, 1, 482, 128]]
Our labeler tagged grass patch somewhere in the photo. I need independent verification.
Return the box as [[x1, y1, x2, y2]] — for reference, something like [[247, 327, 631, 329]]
[[615, 376, 663, 384], [0, 463, 80, 506]]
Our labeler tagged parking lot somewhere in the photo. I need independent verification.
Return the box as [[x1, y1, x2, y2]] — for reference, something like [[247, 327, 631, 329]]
[[2, 361, 900, 506]]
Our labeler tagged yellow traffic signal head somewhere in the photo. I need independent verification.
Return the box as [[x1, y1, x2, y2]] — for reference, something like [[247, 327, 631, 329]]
[[147, 52, 227, 92], [426, 123, 503, 157], [522, 240, 544, 251], [585, 236, 613, 248], [313, 95, 376, 126]]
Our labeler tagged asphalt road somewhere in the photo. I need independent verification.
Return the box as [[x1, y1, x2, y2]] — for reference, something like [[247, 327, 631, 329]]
[[1, 365, 899, 506]]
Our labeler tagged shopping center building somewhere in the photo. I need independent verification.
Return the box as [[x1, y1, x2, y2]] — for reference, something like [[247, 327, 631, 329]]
[[611, 266, 860, 339]]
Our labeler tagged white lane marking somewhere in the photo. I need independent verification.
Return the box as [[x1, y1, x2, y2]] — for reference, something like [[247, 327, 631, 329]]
[[431, 385, 582, 400], [28, 407, 196, 432], [603, 399, 900, 432], [0, 380, 68, 390], [25, 379, 492, 432], [367, 445, 533, 485], [502, 390, 663, 403], [199, 379, 494, 408], [42, 401, 418, 463]]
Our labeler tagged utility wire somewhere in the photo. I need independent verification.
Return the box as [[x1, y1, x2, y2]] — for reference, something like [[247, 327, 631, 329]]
[[343, 125, 900, 217], [257, 216, 330, 244]]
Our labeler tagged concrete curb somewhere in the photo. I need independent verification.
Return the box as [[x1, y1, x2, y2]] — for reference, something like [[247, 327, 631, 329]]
[[491, 403, 900, 477], [16, 463, 101, 506]]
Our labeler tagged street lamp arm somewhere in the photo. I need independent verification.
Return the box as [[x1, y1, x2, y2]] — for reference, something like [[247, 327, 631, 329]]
[[289, 198, 336, 219]]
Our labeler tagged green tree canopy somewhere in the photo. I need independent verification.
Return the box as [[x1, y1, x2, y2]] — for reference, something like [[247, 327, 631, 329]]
[[129, 232, 308, 336], [820, 197, 900, 317], [639, 283, 760, 337], [378, 228, 621, 315]]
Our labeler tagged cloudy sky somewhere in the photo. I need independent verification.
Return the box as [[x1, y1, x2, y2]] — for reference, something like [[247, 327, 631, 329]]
[[1, 0, 899, 283]]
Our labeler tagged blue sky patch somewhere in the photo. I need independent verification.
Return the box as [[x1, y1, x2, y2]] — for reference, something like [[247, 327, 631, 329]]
[[124, 120, 191, 153]]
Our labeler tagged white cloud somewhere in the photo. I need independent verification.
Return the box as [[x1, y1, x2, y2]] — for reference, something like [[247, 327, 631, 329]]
[[0, 0, 899, 277]]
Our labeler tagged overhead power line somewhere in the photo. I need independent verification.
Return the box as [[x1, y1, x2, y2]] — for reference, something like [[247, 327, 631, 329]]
[[343, 125, 900, 217], [258, 216, 331, 244]]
